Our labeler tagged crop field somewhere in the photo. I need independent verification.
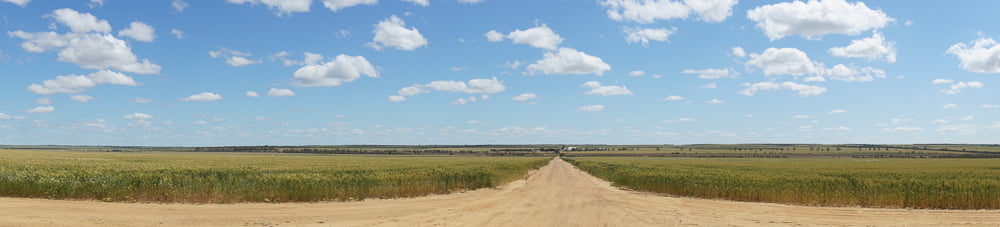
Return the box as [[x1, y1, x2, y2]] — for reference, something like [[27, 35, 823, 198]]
[[0, 149, 549, 203], [565, 157, 1000, 209]]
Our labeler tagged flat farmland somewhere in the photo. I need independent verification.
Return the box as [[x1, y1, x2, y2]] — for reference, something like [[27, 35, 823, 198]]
[[0, 149, 549, 203], [565, 157, 1000, 209]]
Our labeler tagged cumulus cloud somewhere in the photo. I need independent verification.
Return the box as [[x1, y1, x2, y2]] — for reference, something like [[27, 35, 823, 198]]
[[829, 109, 847, 114], [581, 81, 633, 96], [267, 88, 295, 97], [942, 103, 957, 109], [828, 31, 896, 63], [118, 22, 156, 42], [209, 48, 262, 67], [739, 81, 827, 97], [706, 99, 724, 104], [402, 0, 429, 6], [458, 0, 483, 4], [526, 48, 611, 75], [823, 64, 886, 82], [3, 0, 30, 7], [181, 92, 223, 102], [48, 8, 111, 33], [512, 93, 538, 101], [601, 0, 738, 23], [823, 126, 851, 131], [489, 24, 564, 50], [322, 0, 376, 12], [577, 104, 605, 112], [28, 70, 138, 95], [731, 46, 746, 57], [940, 81, 983, 95], [681, 67, 737, 79], [931, 79, 954, 84], [132, 97, 152, 103], [628, 70, 645, 77], [368, 15, 428, 51], [69, 95, 95, 102], [170, 29, 184, 39], [227, 0, 312, 16], [35, 98, 52, 105], [746, 0, 893, 40], [946, 37, 1000, 73], [246, 91, 260, 98], [390, 77, 507, 102], [983, 104, 999, 108], [26, 106, 55, 113], [293, 54, 379, 87], [88, 0, 105, 8], [623, 27, 675, 47], [172, 0, 189, 13], [746, 47, 820, 76], [9, 31, 162, 74], [124, 112, 154, 120], [662, 95, 684, 101], [0, 112, 26, 120]]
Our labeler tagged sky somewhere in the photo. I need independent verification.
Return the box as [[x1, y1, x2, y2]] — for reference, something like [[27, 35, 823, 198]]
[[1, 0, 999, 146]]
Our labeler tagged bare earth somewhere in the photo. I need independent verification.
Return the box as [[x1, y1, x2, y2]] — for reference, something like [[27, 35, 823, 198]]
[[3, 158, 998, 226]]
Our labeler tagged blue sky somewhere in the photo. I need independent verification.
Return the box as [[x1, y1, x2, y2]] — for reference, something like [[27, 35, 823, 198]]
[[1, 0, 998, 146]]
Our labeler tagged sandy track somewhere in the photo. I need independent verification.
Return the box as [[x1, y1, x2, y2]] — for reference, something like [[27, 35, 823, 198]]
[[3, 158, 998, 226]]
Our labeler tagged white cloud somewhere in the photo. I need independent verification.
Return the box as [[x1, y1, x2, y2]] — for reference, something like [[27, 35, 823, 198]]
[[937, 124, 978, 135], [69, 95, 94, 102], [824, 64, 886, 82], [402, 0, 429, 6], [526, 47, 611, 75], [132, 97, 152, 103], [739, 81, 827, 97], [26, 106, 55, 114], [663, 95, 684, 101], [947, 37, 1000, 73], [581, 81, 633, 96], [9, 31, 162, 74], [466, 120, 480, 124], [931, 119, 949, 124], [458, 0, 483, 4], [881, 126, 923, 133], [601, 0, 738, 23], [452, 96, 480, 105], [942, 103, 958, 109], [28, 70, 138, 95], [228, 0, 312, 16], [172, 0, 189, 13], [982, 104, 999, 108], [628, 70, 645, 77], [829, 109, 847, 114], [823, 126, 851, 131], [731, 46, 746, 57], [255, 116, 271, 121], [931, 79, 954, 84], [505, 24, 564, 50], [49, 8, 111, 33], [577, 104, 605, 112], [706, 99, 724, 104], [940, 81, 984, 94], [681, 67, 737, 79], [118, 22, 156, 42], [3, 0, 30, 7], [245, 91, 260, 98], [88, 0, 105, 8], [0, 112, 26, 120], [294, 54, 379, 87], [267, 88, 296, 97], [170, 29, 184, 39], [484, 30, 504, 42], [209, 48, 262, 67], [746, 0, 893, 40], [746, 48, 820, 76], [828, 31, 896, 63], [124, 112, 154, 120], [701, 83, 717, 88], [388, 95, 407, 102], [181, 92, 223, 102], [321, 0, 376, 12], [623, 27, 675, 47], [35, 98, 52, 105], [367, 15, 428, 51], [512, 93, 538, 101]]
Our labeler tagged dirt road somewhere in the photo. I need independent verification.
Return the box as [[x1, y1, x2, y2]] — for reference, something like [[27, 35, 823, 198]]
[[3, 158, 998, 226]]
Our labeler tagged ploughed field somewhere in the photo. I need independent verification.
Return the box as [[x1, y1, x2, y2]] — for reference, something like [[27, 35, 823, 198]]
[[565, 157, 1000, 209], [0, 149, 548, 203]]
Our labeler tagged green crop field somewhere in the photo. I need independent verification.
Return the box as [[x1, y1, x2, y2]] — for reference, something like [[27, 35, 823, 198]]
[[0, 149, 549, 203], [565, 157, 1000, 209]]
